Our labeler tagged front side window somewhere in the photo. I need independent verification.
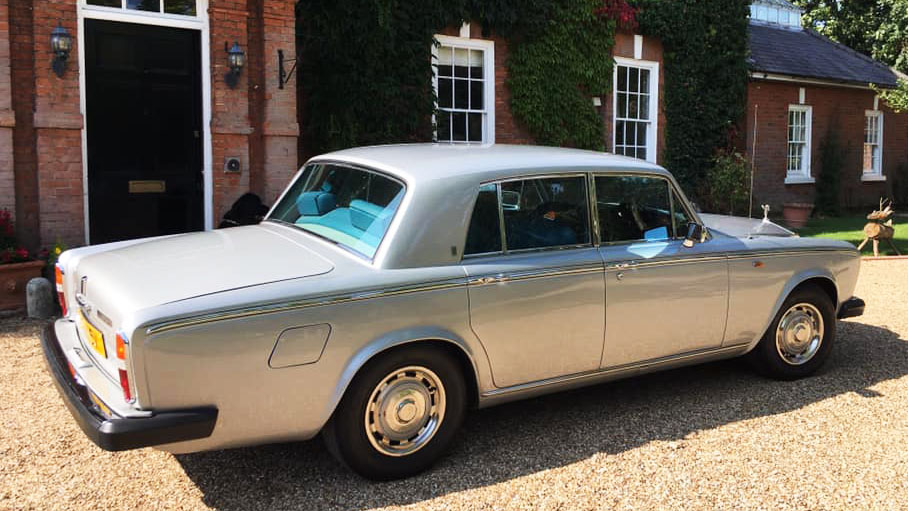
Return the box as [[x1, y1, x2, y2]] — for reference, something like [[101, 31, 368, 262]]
[[268, 164, 405, 259], [613, 59, 658, 163], [464, 183, 502, 255], [864, 111, 883, 176], [787, 105, 812, 178], [501, 176, 590, 251], [433, 36, 494, 144], [596, 175, 689, 243]]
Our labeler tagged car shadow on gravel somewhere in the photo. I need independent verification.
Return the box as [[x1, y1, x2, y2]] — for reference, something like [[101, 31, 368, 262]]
[[177, 320, 907, 511]]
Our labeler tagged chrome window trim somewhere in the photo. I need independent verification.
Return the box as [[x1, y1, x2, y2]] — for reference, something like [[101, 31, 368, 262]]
[[467, 262, 604, 286]]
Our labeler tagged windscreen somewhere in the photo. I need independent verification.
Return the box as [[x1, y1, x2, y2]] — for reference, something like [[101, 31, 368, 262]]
[[267, 163, 406, 259]]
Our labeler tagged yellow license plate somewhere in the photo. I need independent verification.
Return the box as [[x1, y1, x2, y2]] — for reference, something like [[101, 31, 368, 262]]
[[80, 312, 107, 358], [89, 391, 114, 419]]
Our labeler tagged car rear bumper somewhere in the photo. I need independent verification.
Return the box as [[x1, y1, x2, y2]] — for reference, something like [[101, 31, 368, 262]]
[[40, 322, 218, 451], [837, 296, 865, 319]]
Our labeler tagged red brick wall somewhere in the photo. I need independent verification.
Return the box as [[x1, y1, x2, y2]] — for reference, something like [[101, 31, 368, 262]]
[[0, 0, 14, 219], [9, 0, 39, 249], [745, 80, 908, 211], [33, 0, 84, 248]]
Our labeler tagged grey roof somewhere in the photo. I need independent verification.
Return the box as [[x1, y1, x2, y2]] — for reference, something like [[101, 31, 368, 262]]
[[748, 22, 900, 88], [314, 143, 665, 184]]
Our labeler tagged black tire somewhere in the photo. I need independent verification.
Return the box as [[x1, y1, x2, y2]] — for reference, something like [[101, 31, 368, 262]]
[[747, 284, 836, 380], [322, 345, 466, 480]]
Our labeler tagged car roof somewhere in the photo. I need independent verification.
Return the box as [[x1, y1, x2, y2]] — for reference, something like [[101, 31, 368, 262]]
[[309, 143, 669, 184], [304, 144, 678, 269]]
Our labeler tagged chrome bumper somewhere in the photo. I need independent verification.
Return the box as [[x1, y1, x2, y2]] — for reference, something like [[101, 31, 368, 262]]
[[40, 322, 218, 451]]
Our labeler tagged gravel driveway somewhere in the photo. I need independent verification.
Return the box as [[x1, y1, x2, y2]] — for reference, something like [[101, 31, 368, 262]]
[[3, 260, 908, 511]]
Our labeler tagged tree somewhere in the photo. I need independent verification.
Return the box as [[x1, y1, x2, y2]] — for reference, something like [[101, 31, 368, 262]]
[[793, 0, 908, 73]]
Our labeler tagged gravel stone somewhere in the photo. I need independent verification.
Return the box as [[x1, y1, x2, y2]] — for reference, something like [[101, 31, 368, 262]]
[[1, 260, 907, 510]]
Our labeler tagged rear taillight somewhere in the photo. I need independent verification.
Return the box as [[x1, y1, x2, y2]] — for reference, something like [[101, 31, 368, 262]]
[[115, 331, 133, 402], [118, 369, 132, 402], [54, 264, 67, 316]]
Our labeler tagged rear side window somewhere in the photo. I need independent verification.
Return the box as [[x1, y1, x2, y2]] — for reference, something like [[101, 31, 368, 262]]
[[502, 176, 590, 251], [464, 183, 502, 255]]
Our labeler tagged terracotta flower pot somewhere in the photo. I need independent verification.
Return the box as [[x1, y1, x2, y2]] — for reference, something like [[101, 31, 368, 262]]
[[0, 260, 46, 311], [783, 203, 813, 229]]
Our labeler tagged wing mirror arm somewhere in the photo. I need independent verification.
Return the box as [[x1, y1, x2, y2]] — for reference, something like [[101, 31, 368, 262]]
[[682, 222, 708, 248]]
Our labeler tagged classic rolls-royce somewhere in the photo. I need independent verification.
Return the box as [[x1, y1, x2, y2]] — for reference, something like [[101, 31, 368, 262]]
[[43, 144, 864, 480]]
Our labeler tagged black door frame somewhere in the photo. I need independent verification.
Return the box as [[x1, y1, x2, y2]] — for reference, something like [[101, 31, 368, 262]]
[[79, 5, 212, 244]]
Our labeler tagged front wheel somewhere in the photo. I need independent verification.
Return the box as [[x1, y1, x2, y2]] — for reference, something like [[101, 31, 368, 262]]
[[748, 284, 836, 380], [323, 346, 466, 480]]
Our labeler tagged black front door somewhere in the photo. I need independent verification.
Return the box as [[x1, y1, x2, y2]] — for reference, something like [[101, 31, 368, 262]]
[[85, 19, 203, 244]]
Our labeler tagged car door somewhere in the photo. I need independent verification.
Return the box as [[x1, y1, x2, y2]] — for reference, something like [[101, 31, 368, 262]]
[[595, 174, 729, 368], [461, 176, 605, 388]]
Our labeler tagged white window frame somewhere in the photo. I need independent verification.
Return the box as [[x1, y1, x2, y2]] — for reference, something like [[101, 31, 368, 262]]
[[432, 35, 495, 144], [785, 104, 814, 184], [77, 0, 212, 244], [612, 56, 659, 164], [862, 110, 886, 182]]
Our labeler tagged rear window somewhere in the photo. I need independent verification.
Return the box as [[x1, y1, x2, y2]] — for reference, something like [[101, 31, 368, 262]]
[[268, 163, 405, 259]]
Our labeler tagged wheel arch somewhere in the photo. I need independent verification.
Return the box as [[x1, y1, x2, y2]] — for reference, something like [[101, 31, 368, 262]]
[[323, 329, 482, 427], [747, 270, 839, 352]]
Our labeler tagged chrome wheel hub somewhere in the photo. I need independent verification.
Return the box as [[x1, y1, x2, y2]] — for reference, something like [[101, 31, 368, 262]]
[[365, 366, 446, 457], [775, 302, 824, 366]]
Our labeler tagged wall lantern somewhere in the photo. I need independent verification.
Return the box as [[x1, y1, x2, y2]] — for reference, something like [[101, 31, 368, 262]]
[[50, 24, 73, 78], [225, 41, 245, 89]]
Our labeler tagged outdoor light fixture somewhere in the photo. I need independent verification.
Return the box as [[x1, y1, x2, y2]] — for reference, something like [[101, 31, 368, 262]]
[[225, 41, 245, 89], [50, 24, 73, 78]]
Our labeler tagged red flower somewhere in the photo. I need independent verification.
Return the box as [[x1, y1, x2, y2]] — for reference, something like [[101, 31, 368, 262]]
[[15, 247, 29, 260], [595, 0, 639, 31]]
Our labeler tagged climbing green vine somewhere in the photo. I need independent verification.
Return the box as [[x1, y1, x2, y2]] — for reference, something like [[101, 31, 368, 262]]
[[295, 0, 750, 191]]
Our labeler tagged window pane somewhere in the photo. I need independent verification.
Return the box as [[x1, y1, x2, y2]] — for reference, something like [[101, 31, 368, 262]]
[[453, 48, 469, 78], [438, 77, 453, 109], [452, 112, 467, 141], [617, 93, 627, 119], [502, 177, 590, 250], [615, 120, 625, 146], [468, 113, 483, 142], [267, 164, 405, 259], [164, 0, 196, 15], [436, 110, 451, 142], [639, 94, 650, 120], [470, 80, 484, 109], [454, 79, 469, 109], [87, 0, 121, 6], [596, 175, 672, 243], [127, 0, 160, 11], [640, 69, 650, 93], [465, 184, 502, 255], [617, 66, 628, 92], [636, 121, 647, 147], [629, 67, 639, 93], [628, 95, 639, 119], [470, 49, 484, 79]]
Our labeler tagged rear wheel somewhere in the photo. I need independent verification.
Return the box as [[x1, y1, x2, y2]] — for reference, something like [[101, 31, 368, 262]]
[[323, 346, 466, 480], [748, 285, 835, 380]]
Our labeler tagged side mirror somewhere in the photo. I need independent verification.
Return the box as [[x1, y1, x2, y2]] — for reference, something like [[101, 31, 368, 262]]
[[682, 222, 706, 248]]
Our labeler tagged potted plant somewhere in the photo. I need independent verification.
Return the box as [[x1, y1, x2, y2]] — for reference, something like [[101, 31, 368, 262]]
[[0, 209, 45, 311], [782, 203, 813, 229]]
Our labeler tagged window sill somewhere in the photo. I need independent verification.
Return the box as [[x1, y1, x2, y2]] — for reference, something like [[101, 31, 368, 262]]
[[784, 176, 815, 185], [860, 174, 886, 182]]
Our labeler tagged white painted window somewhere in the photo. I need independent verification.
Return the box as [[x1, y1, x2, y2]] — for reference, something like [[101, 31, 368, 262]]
[[863, 110, 883, 177], [786, 105, 812, 181], [85, 0, 198, 16], [433, 35, 495, 144], [613, 57, 659, 163], [750, 1, 801, 28]]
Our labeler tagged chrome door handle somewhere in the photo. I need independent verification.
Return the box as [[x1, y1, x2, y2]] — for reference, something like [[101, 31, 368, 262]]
[[473, 275, 507, 285]]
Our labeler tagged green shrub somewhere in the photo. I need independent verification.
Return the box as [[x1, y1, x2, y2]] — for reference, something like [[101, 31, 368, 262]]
[[705, 150, 750, 216], [815, 128, 845, 216]]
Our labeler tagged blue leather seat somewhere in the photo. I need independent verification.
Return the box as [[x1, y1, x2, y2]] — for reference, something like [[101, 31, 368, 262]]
[[296, 191, 337, 217]]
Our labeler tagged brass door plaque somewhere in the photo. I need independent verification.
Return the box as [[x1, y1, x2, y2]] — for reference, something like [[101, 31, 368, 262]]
[[128, 180, 166, 194]]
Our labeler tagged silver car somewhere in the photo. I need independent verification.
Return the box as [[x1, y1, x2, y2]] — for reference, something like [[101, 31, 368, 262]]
[[43, 144, 864, 480]]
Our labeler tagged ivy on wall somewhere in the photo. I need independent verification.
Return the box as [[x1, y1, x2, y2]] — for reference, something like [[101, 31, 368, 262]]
[[295, 0, 749, 191], [633, 0, 751, 193], [296, 0, 629, 155]]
